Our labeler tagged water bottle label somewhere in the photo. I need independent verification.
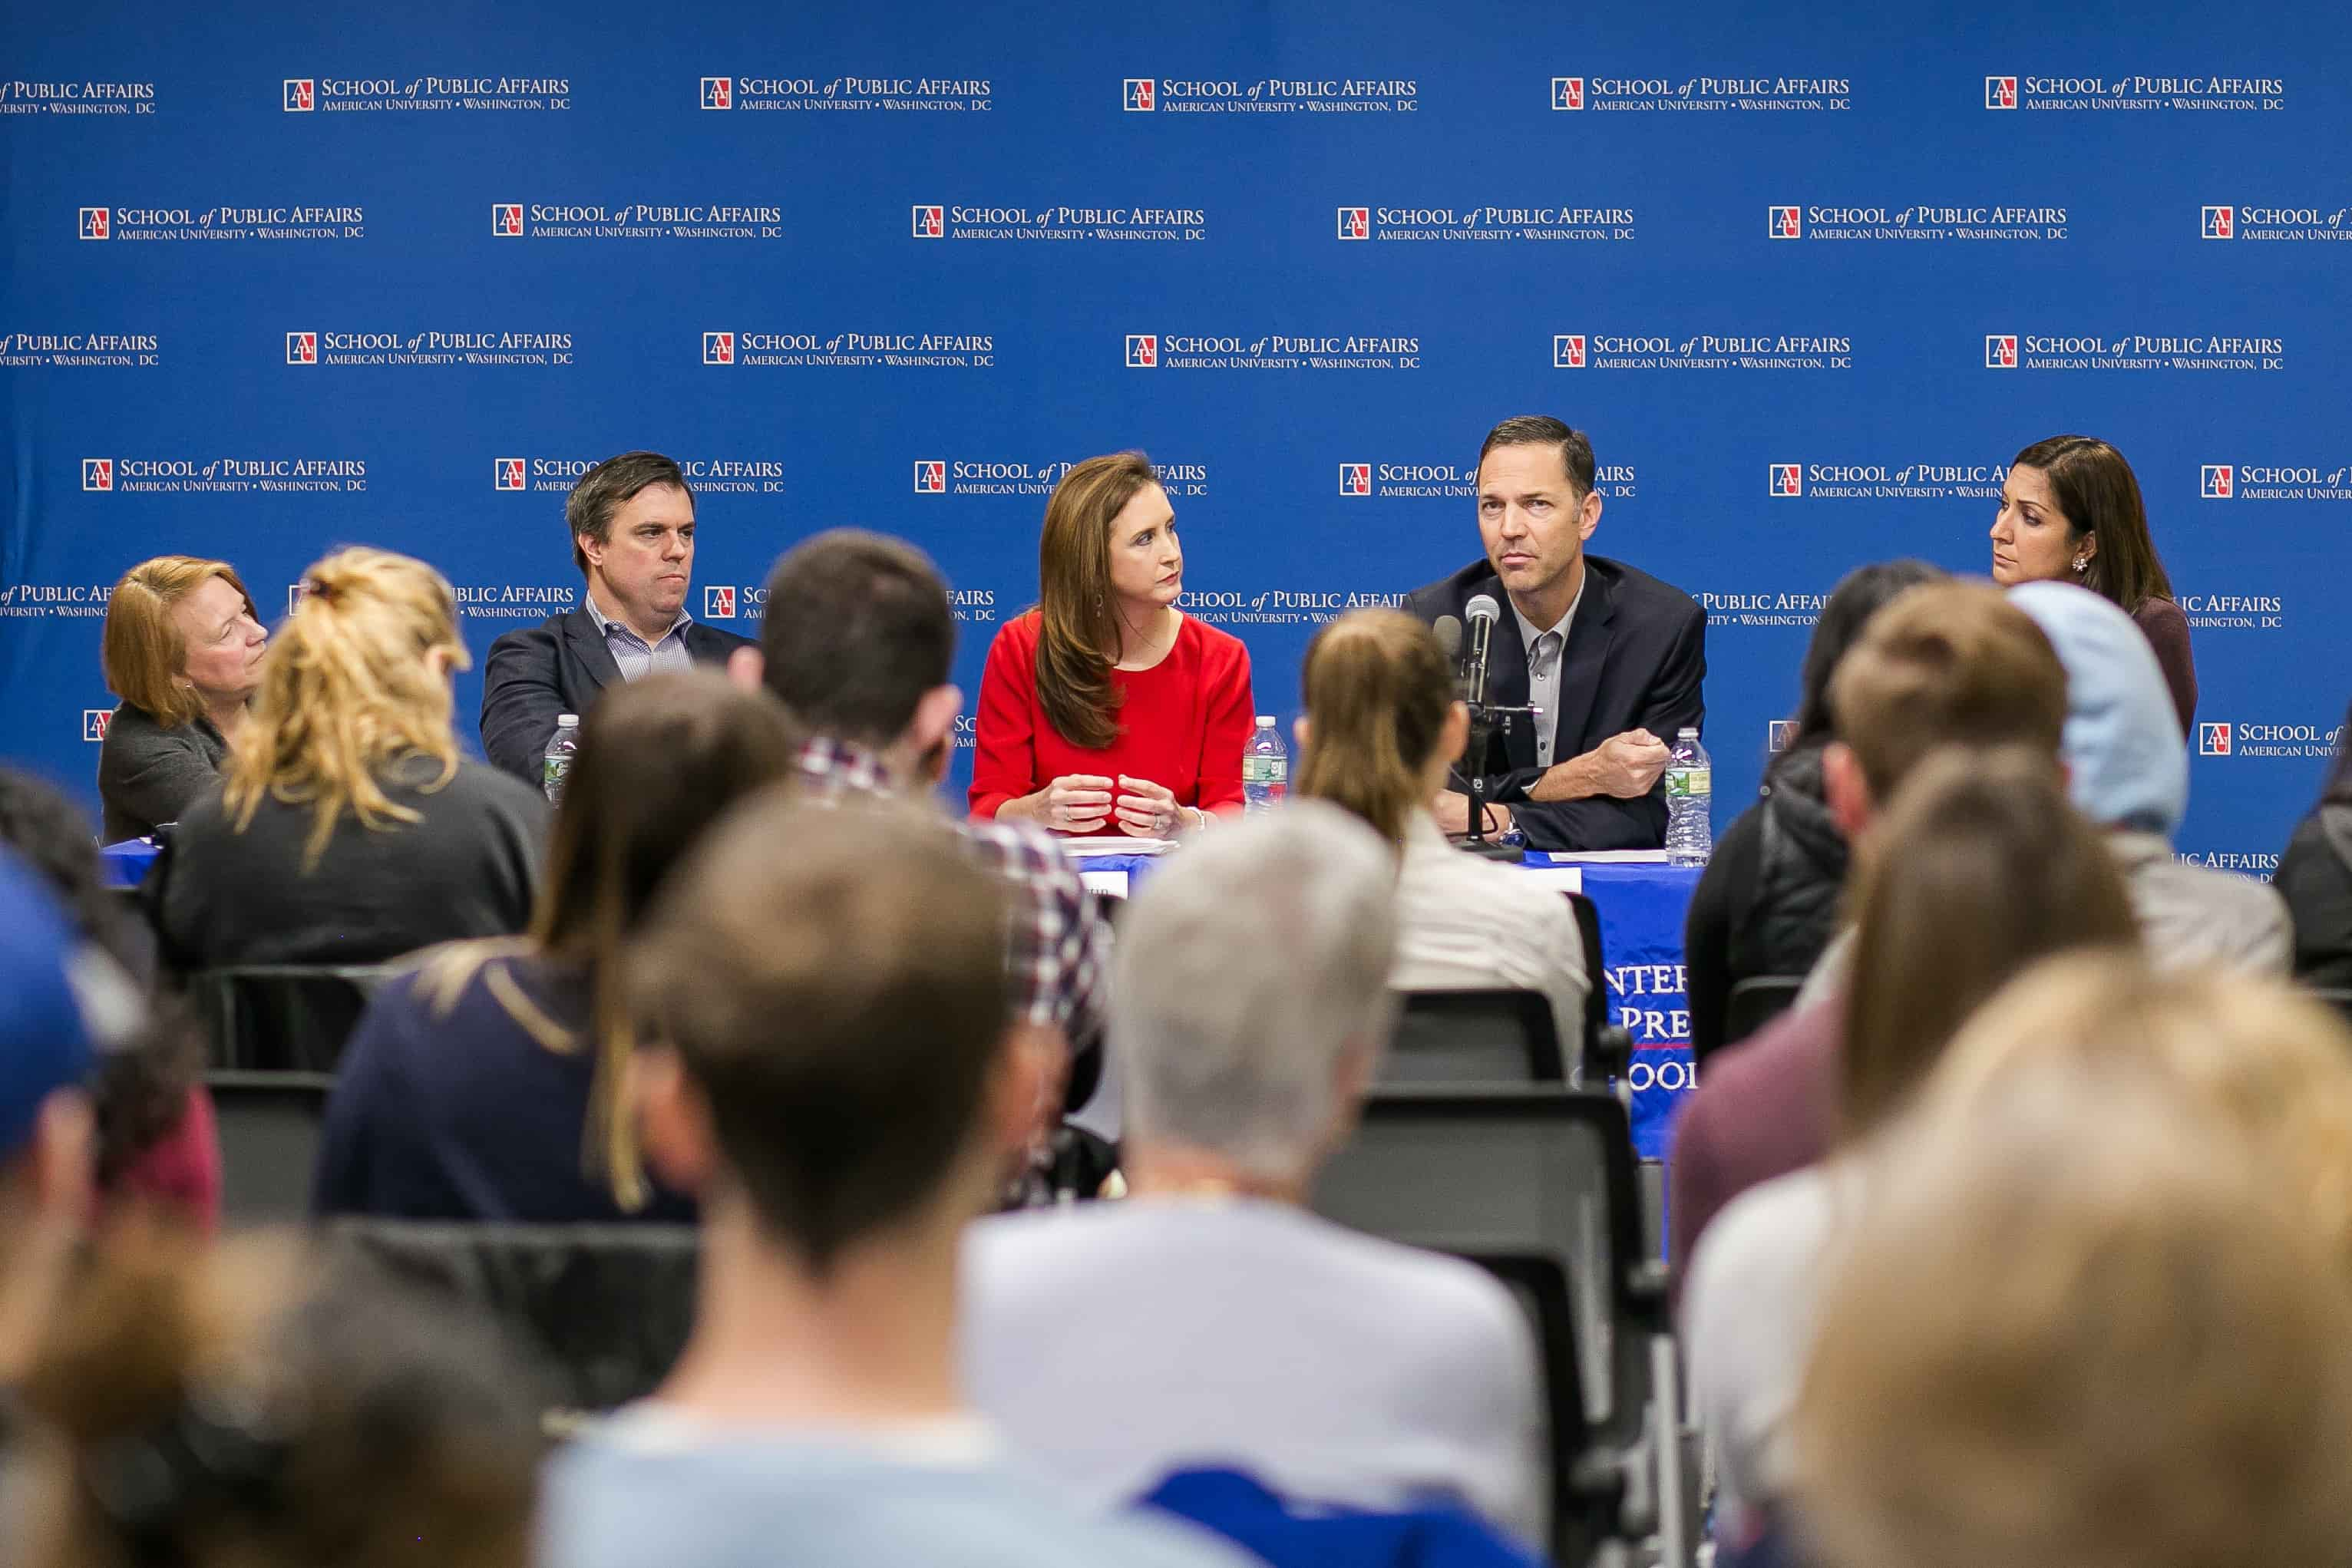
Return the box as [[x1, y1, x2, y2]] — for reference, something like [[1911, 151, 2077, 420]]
[[1242, 757, 1288, 784], [1664, 767, 1710, 797]]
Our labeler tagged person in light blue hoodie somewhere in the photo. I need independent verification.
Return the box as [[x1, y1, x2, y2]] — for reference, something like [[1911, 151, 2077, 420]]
[[2009, 581, 2289, 974]]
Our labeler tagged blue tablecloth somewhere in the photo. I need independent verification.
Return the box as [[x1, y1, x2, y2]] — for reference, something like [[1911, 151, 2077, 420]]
[[99, 837, 160, 889], [1075, 851, 1699, 1159]]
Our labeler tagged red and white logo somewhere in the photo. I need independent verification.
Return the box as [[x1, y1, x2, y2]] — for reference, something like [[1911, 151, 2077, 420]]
[[911, 204, 944, 238], [1336, 206, 1370, 240], [1985, 334, 2018, 368], [2202, 205, 2234, 239], [1985, 75, 2017, 109], [1551, 77, 1585, 111], [1769, 463, 1802, 497], [1125, 334, 1158, 368], [287, 331, 319, 365], [701, 77, 732, 110], [492, 203, 524, 237], [704, 585, 737, 619], [284, 78, 315, 112], [913, 460, 946, 494], [495, 457, 527, 491], [1553, 334, 1587, 368], [2200, 721, 2232, 755], [1124, 78, 1155, 111], [79, 206, 111, 240], [83, 711, 111, 742], [2202, 464, 2235, 498], [1339, 463, 1372, 497], [1768, 205, 1802, 239], [703, 332, 735, 365], [82, 458, 113, 491]]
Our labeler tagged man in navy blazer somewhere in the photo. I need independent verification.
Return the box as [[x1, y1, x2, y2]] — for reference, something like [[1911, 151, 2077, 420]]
[[480, 451, 754, 783], [1404, 417, 1706, 852]]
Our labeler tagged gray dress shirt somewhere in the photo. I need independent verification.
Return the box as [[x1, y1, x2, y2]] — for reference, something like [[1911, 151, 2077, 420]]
[[1510, 576, 1587, 768]]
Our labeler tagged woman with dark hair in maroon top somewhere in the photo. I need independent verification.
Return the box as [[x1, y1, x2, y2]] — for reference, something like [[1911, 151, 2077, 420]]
[[1989, 434, 2196, 734]]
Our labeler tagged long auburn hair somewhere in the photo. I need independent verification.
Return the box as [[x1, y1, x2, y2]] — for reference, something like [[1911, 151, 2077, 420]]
[[2010, 434, 2175, 614], [1296, 609, 1455, 845], [223, 548, 467, 868], [416, 671, 799, 1210], [1839, 745, 2138, 1137], [1035, 451, 1161, 750]]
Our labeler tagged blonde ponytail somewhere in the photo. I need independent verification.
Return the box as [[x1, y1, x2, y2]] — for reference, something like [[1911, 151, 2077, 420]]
[[223, 547, 467, 867], [1294, 609, 1455, 844]]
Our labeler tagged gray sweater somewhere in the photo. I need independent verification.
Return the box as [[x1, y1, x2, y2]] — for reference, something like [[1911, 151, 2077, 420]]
[[97, 705, 230, 842]]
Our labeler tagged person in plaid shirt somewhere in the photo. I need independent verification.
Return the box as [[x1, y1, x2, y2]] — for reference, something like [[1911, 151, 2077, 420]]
[[732, 531, 1112, 1167]]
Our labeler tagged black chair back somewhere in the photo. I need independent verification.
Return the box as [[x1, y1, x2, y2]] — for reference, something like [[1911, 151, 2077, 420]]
[[1388, 989, 1564, 1082], [1312, 1085, 1665, 1564], [1724, 974, 1805, 1047], [328, 1219, 701, 1415], [1563, 890, 1637, 1083], [206, 1069, 335, 1223], [190, 962, 401, 1071]]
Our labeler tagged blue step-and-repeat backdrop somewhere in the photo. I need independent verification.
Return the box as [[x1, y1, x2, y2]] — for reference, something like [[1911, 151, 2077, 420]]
[[6, 3, 2348, 1144]]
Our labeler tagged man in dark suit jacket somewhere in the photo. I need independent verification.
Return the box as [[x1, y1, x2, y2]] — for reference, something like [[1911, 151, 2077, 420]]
[[480, 451, 753, 783], [1404, 417, 1706, 851]]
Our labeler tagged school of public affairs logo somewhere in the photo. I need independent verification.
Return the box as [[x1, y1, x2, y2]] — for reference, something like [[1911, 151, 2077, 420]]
[[704, 586, 737, 619], [702, 328, 993, 368], [704, 331, 735, 365], [2, 332, 158, 368], [487, 199, 781, 241], [2204, 205, 2235, 239], [82, 458, 113, 490], [1552, 74, 1850, 111], [2196, 461, 2352, 500], [1554, 328, 1850, 371], [910, 202, 1203, 242], [1986, 333, 2019, 368], [2198, 718, 2344, 758], [1115, 76, 1418, 115], [1340, 463, 1372, 496], [1121, 330, 1419, 371], [2198, 203, 2350, 241], [701, 77, 732, 109], [914, 460, 946, 494], [1984, 74, 2284, 112], [289, 327, 568, 368], [2201, 722, 2231, 756], [493, 203, 524, 236], [1984, 330, 2281, 373], [695, 75, 990, 112], [1769, 463, 1802, 497], [1333, 202, 1633, 243], [1126, 334, 1158, 368], [78, 202, 360, 243], [1337, 206, 1369, 240], [2203, 464, 2234, 498], [79, 454, 364, 494], [495, 457, 527, 491], [2, 80, 157, 117], [1769, 202, 2065, 242], [78, 207, 110, 239], [282, 75, 567, 112], [1769, 458, 2006, 500]]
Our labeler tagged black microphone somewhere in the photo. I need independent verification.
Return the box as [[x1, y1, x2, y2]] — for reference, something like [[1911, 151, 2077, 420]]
[[1463, 593, 1501, 710]]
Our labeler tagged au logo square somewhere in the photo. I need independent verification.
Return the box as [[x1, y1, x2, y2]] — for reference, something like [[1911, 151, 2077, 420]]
[[913, 460, 946, 494], [2202, 464, 2234, 498], [1125, 334, 1158, 368], [1554, 335, 1587, 368], [1124, 78, 1155, 111], [2199, 722, 2231, 755], [703, 332, 735, 365], [495, 457, 527, 491], [1984, 75, 2017, 109], [1768, 205, 1802, 239], [1769, 463, 1802, 497], [1339, 463, 1371, 496], [492, 203, 524, 237], [1985, 334, 2017, 368], [285, 78, 315, 111], [701, 77, 732, 110], [704, 586, 737, 619]]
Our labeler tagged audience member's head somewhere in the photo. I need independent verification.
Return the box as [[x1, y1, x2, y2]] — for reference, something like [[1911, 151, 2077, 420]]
[[431, 670, 798, 1209], [1115, 804, 1400, 1192], [1931, 952, 2352, 1272], [15, 1234, 544, 1568], [2009, 579, 2189, 834], [1822, 581, 2066, 835], [1780, 560, 1947, 758], [755, 530, 960, 781], [1791, 973, 2352, 1568], [629, 796, 1019, 1276], [1294, 609, 1465, 844], [0, 851, 101, 1378], [567, 451, 697, 633], [1838, 748, 2136, 1137], [0, 767, 147, 975], [224, 547, 469, 866], [1997, 434, 2173, 615], [101, 556, 268, 729]]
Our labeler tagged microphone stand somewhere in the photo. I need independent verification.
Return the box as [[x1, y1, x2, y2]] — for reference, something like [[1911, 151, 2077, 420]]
[[1452, 701, 1541, 863]]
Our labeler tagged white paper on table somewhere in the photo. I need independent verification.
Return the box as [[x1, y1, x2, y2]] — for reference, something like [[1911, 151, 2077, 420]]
[[1079, 870, 1131, 900], [1516, 866, 1585, 895], [1534, 849, 1670, 864], [1058, 837, 1177, 857]]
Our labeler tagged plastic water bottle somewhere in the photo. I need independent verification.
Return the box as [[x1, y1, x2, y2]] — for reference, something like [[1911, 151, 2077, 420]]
[[1243, 716, 1287, 814], [1663, 727, 1712, 866], [543, 714, 580, 807]]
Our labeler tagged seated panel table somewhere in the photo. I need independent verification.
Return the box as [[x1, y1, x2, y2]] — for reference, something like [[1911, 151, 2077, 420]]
[[1077, 848, 1700, 1160]]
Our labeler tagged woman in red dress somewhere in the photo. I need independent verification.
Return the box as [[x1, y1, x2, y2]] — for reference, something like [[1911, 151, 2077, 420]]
[[970, 451, 1254, 836]]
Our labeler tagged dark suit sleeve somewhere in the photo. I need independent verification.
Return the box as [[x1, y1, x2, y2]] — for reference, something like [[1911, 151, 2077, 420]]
[[1503, 602, 1706, 851], [479, 625, 565, 784]]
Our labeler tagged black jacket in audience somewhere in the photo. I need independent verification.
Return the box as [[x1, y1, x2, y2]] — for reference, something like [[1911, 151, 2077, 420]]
[[97, 705, 230, 843], [157, 754, 547, 970], [1683, 744, 1847, 1063], [314, 951, 695, 1224], [2279, 803, 2352, 992]]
